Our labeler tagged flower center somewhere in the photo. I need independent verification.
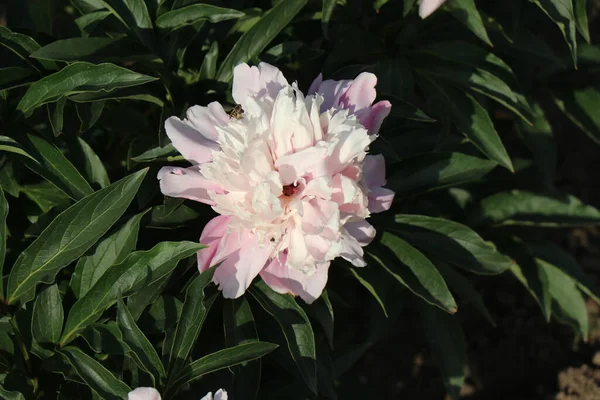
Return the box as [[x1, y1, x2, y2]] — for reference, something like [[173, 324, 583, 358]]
[[282, 183, 299, 197]]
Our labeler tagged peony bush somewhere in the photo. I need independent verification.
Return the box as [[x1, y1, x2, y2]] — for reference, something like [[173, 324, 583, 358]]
[[0, 0, 599, 399]]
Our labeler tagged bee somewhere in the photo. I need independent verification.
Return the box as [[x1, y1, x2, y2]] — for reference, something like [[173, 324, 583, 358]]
[[229, 104, 244, 120]]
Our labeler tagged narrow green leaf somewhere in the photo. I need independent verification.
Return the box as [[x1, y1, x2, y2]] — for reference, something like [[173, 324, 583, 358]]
[[17, 62, 158, 113], [349, 267, 389, 317], [31, 284, 64, 346], [166, 342, 278, 398], [469, 190, 600, 227], [167, 267, 216, 376], [393, 214, 514, 274], [132, 144, 178, 162], [199, 42, 219, 80], [20, 182, 69, 214], [75, 10, 113, 35], [223, 298, 261, 400], [552, 86, 600, 144], [403, 0, 417, 16], [574, 0, 590, 43], [30, 38, 150, 63], [530, 0, 578, 66], [249, 281, 317, 394], [59, 347, 131, 400], [516, 102, 556, 188], [6, 169, 147, 305], [76, 102, 105, 133], [18, 133, 94, 201], [0, 26, 57, 71], [216, 0, 307, 82], [99, 0, 154, 49], [436, 263, 495, 326], [420, 303, 466, 400], [75, 137, 110, 188], [0, 386, 25, 400], [307, 291, 334, 349], [117, 297, 166, 381], [69, 86, 164, 107], [70, 210, 147, 299], [387, 152, 497, 197], [156, 4, 244, 29], [539, 259, 589, 340], [0, 188, 7, 300], [529, 241, 600, 305], [445, 0, 493, 46], [0, 136, 38, 163], [322, 0, 336, 38], [373, 234, 457, 313], [47, 98, 67, 137], [61, 240, 203, 345]]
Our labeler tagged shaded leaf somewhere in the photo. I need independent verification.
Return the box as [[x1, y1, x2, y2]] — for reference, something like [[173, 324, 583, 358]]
[[31, 284, 64, 347], [75, 137, 110, 188], [0, 67, 36, 91], [0, 188, 7, 300], [552, 86, 600, 145], [30, 37, 150, 63], [99, 0, 154, 49], [0, 26, 57, 71], [445, 0, 493, 46], [530, 0, 578, 66], [156, 4, 244, 29]]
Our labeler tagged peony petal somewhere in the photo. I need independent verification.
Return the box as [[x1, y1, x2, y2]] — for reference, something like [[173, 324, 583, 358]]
[[355, 100, 391, 135], [275, 145, 329, 185], [260, 254, 330, 303], [368, 186, 395, 213], [307, 73, 323, 96], [157, 166, 224, 205], [363, 154, 387, 188], [164, 117, 220, 165], [186, 102, 229, 141], [212, 231, 272, 298], [197, 216, 231, 272], [128, 387, 161, 400], [232, 62, 288, 108], [214, 389, 228, 400], [311, 78, 352, 112], [419, 0, 447, 18], [344, 220, 376, 246], [339, 72, 377, 112], [339, 230, 367, 267]]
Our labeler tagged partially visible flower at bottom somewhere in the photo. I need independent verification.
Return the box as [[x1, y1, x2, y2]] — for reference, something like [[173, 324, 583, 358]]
[[419, 0, 447, 18], [158, 62, 395, 304], [127, 387, 227, 400]]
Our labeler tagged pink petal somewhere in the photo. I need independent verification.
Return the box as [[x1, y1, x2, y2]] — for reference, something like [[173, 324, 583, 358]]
[[339, 72, 378, 112], [164, 117, 220, 165], [339, 232, 367, 267], [232, 62, 288, 107], [368, 186, 395, 213], [212, 230, 272, 298], [157, 166, 224, 205], [419, 0, 447, 18], [355, 100, 392, 135], [363, 154, 387, 188], [186, 102, 229, 141], [128, 387, 161, 400], [260, 254, 330, 304], [310, 78, 352, 111], [197, 216, 231, 272], [344, 220, 376, 246], [275, 145, 328, 185], [307, 73, 323, 96], [201, 390, 228, 400]]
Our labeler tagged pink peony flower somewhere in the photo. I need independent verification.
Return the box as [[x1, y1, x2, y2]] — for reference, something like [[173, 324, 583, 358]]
[[419, 0, 447, 18], [127, 388, 227, 400], [158, 62, 395, 303]]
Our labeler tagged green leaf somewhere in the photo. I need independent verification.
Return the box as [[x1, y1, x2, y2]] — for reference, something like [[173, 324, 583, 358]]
[[58, 347, 131, 400], [348, 267, 390, 317], [0, 67, 36, 91], [529, 241, 600, 305], [75, 11, 113, 35], [393, 214, 514, 274], [117, 297, 165, 381], [552, 87, 600, 144], [307, 291, 334, 349], [6, 169, 147, 305], [516, 102, 556, 189], [61, 240, 203, 345], [69, 86, 164, 107], [70, 210, 147, 299], [167, 267, 216, 376], [0, 188, 7, 300], [156, 4, 244, 29], [31, 284, 64, 346], [132, 144, 178, 162], [249, 281, 317, 394], [17, 62, 158, 114], [387, 152, 497, 197], [445, 0, 493, 46], [530, 0, 578, 66], [421, 79, 513, 170], [539, 259, 589, 340], [0, 386, 25, 400], [415, 41, 533, 123], [436, 263, 495, 326], [574, 0, 590, 43], [216, 0, 307, 82], [322, 0, 336, 38], [373, 233, 457, 313], [420, 303, 466, 400], [20, 182, 69, 214], [30, 38, 150, 63], [166, 342, 278, 397], [403, 0, 417, 16], [0, 26, 57, 71], [75, 137, 110, 188], [47, 98, 67, 136], [199, 42, 219, 80], [223, 298, 261, 400], [469, 190, 600, 227], [99, 0, 154, 49], [0, 135, 39, 163], [18, 133, 94, 201]]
